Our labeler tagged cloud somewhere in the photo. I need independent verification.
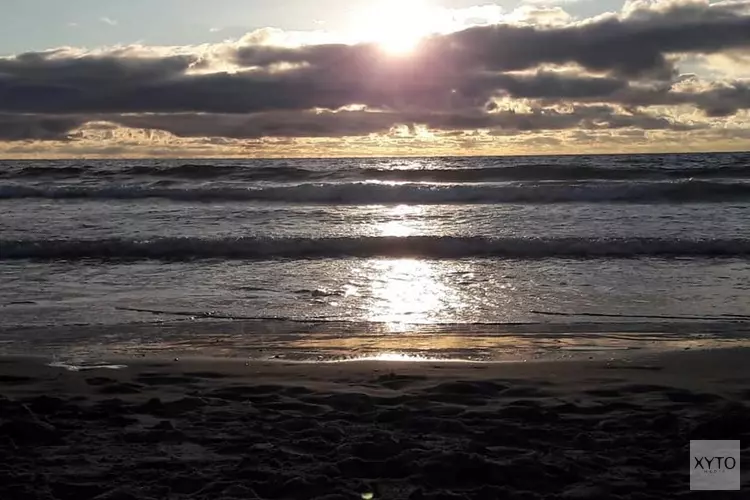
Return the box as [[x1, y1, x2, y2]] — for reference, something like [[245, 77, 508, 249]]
[[0, 51, 686, 116], [3, 104, 693, 145], [0, 114, 85, 141], [229, 0, 750, 78], [613, 79, 750, 116], [2, 42, 748, 119], [100, 17, 118, 26], [0, 0, 749, 155], [502, 5, 574, 25], [440, 0, 750, 79]]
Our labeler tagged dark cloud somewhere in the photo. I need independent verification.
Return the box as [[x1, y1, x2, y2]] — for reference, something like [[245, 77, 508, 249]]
[[1, 49, 636, 115], [0, 103, 689, 143], [2, 51, 747, 119], [492, 72, 628, 99], [682, 82, 750, 116], [0, 50, 200, 114], [581, 80, 750, 116], [0, 114, 84, 141], [0, 0, 748, 143], [107, 105, 691, 139], [3, 49, 195, 82]]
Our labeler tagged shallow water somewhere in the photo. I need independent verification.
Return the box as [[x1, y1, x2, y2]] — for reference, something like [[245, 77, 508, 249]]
[[1, 153, 749, 360]]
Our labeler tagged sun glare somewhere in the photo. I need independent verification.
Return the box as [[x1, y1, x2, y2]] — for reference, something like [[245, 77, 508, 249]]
[[355, 0, 439, 55]]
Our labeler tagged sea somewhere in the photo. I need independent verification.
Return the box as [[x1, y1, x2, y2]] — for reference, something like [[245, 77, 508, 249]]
[[1, 153, 750, 364]]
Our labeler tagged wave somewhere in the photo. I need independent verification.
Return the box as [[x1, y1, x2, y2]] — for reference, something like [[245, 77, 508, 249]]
[[359, 165, 750, 182], [2, 236, 749, 260], [2, 180, 749, 204], [11, 166, 86, 177], [3, 163, 750, 182], [121, 164, 328, 181]]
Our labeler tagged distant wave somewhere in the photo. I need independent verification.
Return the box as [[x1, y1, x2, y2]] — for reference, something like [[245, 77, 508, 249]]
[[121, 164, 328, 181], [358, 165, 750, 182], [2, 236, 749, 260], [10, 166, 87, 177], [2, 180, 749, 204], [3, 163, 750, 182]]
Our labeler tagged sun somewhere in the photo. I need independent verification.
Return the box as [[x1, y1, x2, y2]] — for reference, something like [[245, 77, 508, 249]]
[[381, 32, 421, 55], [354, 0, 440, 55]]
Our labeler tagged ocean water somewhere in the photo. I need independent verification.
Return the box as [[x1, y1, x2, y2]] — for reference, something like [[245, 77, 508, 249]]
[[1, 153, 750, 361]]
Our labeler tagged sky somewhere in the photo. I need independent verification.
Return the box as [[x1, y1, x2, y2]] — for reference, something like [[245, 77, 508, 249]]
[[0, 0, 749, 158]]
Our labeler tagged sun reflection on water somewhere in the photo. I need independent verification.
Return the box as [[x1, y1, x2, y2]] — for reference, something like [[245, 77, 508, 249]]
[[357, 257, 467, 330], [375, 259, 442, 323], [374, 204, 425, 237], [360, 204, 466, 329]]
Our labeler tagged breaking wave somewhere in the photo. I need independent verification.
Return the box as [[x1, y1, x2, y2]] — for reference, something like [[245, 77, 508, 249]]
[[3, 236, 749, 261], [2, 180, 750, 204], [3, 162, 750, 182], [358, 165, 750, 182]]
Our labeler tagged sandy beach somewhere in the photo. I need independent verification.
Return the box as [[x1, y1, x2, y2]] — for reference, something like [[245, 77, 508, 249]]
[[0, 347, 747, 499]]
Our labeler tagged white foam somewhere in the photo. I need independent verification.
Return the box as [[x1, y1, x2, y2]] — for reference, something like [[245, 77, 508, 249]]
[[1, 179, 748, 204], [48, 361, 127, 372]]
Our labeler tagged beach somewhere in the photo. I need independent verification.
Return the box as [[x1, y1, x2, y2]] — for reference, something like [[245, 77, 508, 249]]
[[2, 155, 750, 498], [1, 347, 748, 499]]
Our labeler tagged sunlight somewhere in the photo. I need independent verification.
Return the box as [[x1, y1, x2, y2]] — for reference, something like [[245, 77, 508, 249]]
[[359, 352, 427, 362], [335, 352, 474, 363], [366, 258, 446, 325], [359, 204, 466, 327], [377, 220, 415, 237], [353, 0, 439, 55], [374, 204, 424, 236]]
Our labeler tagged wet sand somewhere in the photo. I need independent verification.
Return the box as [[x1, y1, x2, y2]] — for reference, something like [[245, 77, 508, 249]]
[[0, 348, 748, 499]]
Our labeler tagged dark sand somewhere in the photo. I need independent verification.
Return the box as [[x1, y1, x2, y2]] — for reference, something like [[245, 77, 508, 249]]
[[1, 348, 748, 499]]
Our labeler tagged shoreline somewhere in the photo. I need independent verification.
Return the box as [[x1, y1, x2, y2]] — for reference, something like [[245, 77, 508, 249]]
[[1, 318, 749, 365], [17, 341, 749, 368]]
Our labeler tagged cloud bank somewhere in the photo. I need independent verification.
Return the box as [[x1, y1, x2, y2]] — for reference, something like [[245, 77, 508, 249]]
[[1, 0, 749, 157]]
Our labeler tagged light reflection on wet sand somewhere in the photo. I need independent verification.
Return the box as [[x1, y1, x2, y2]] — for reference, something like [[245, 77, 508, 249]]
[[5, 320, 749, 365]]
